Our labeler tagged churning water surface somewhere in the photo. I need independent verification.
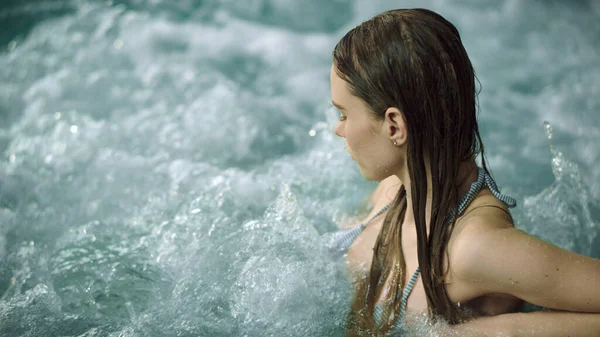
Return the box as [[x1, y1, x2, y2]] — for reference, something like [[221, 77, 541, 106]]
[[0, 0, 599, 336]]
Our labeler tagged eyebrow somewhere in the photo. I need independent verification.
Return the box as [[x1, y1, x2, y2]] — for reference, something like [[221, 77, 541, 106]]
[[331, 100, 346, 110]]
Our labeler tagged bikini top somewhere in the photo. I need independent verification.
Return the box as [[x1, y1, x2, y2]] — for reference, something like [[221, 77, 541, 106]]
[[325, 168, 517, 330]]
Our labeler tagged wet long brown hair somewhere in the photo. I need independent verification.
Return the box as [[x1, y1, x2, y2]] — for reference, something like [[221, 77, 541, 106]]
[[332, 8, 489, 335]]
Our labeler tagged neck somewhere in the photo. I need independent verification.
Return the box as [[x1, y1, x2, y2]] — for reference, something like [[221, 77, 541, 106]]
[[395, 159, 478, 231]]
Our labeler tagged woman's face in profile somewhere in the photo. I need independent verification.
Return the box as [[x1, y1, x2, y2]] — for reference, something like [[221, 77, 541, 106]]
[[330, 65, 397, 182]]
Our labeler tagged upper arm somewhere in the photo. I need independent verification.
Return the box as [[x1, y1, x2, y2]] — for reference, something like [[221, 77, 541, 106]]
[[451, 223, 600, 313]]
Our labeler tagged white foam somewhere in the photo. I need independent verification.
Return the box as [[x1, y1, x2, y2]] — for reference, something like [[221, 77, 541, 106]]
[[0, 1, 598, 336]]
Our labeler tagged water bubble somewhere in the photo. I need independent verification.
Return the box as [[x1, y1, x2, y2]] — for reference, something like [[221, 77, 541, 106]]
[[113, 39, 124, 49], [309, 129, 316, 137], [544, 121, 553, 140], [70, 125, 78, 133]]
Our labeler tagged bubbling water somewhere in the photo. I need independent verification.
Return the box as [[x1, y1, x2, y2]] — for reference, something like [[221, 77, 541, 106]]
[[0, 0, 599, 336]]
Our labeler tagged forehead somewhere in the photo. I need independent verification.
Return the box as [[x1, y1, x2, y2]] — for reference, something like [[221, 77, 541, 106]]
[[330, 65, 374, 114], [330, 65, 353, 102]]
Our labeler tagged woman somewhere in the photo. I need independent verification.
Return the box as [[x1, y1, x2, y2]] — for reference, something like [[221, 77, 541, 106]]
[[326, 8, 600, 337]]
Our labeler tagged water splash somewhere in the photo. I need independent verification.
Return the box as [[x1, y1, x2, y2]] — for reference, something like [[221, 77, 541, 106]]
[[521, 122, 597, 256], [1, 0, 599, 336], [229, 185, 349, 336], [544, 121, 566, 179]]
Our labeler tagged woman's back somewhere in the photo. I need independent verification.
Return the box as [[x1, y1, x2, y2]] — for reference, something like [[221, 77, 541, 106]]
[[341, 167, 523, 325]]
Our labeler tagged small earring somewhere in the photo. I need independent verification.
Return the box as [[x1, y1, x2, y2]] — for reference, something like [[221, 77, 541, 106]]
[[393, 140, 397, 146]]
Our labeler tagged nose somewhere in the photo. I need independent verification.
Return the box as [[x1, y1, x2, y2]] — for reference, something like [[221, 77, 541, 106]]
[[334, 121, 345, 138]]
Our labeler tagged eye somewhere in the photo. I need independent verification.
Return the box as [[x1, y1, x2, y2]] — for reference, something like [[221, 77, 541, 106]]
[[339, 114, 347, 122]]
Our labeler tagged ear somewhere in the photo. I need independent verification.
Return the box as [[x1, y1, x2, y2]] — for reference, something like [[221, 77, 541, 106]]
[[383, 107, 407, 146]]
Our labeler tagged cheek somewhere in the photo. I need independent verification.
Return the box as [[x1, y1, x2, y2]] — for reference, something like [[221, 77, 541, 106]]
[[349, 124, 377, 150], [345, 124, 365, 151]]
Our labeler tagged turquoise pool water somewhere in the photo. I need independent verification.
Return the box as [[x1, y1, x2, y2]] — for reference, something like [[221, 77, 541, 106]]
[[0, 0, 599, 336]]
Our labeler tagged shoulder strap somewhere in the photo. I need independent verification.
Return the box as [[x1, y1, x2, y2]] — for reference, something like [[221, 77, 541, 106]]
[[326, 203, 390, 253]]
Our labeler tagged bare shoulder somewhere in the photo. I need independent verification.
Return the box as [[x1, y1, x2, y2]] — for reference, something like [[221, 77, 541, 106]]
[[444, 191, 516, 299], [447, 193, 600, 312], [447, 205, 529, 283], [447, 191, 514, 252]]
